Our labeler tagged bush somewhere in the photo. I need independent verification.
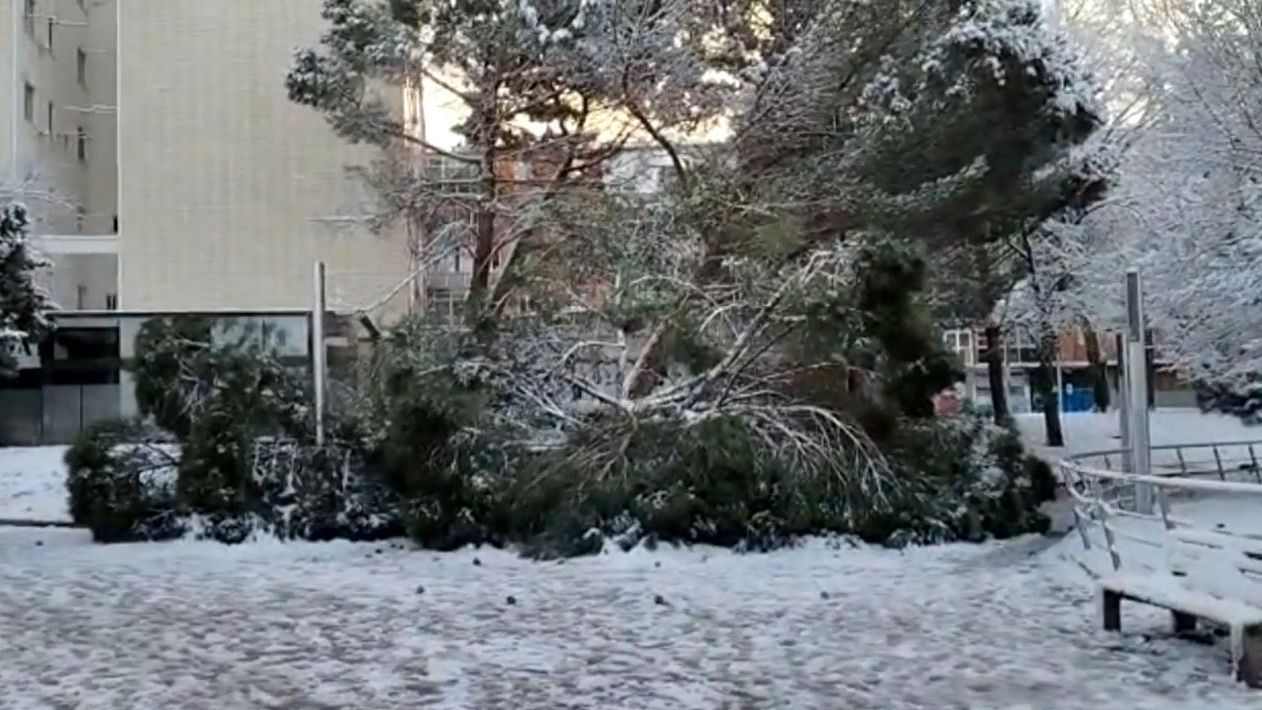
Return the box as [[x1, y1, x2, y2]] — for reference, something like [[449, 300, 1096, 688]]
[[489, 416, 860, 558], [65, 419, 183, 542], [857, 413, 1056, 546], [278, 444, 404, 542]]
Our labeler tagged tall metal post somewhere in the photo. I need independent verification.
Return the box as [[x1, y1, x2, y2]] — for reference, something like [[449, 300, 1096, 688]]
[[313, 261, 327, 447], [1116, 332, 1131, 473], [1126, 269, 1153, 513]]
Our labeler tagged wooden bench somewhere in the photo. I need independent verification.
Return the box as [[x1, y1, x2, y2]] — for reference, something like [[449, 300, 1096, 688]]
[[1099, 570, 1262, 686], [1062, 453, 1262, 686]]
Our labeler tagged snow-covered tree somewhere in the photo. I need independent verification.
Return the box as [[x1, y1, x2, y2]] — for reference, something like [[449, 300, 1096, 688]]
[[1047, 0, 1262, 421], [288, 0, 731, 317], [353, 0, 1095, 474], [0, 204, 53, 378]]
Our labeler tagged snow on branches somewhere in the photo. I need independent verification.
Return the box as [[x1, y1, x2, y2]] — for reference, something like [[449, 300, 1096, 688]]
[[1042, 0, 1262, 413], [0, 204, 53, 377]]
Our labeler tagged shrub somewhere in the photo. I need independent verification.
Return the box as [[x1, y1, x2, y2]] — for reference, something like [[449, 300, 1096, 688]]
[[858, 413, 1056, 547], [494, 415, 860, 558], [131, 315, 315, 528], [282, 444, 404, 542], [65, 419, 182, 542]]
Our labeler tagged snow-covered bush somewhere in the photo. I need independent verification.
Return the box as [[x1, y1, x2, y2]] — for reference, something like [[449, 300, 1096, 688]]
[[265, 441, 404, 542], [498, 415, 867, 558], [860, 413, 1055, 547], [130, 316, 314, 531], [64, 419, 183, 542]]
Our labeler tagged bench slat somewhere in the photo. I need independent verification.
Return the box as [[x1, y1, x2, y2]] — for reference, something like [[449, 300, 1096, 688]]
[[1099, 574, 1262, 627]]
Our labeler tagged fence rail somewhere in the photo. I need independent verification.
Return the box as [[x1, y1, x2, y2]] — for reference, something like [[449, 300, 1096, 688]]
[[1059, 441, 1262, 607]]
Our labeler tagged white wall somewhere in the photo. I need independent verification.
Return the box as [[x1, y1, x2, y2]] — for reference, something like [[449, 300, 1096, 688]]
[[116, 0, 410, 313]]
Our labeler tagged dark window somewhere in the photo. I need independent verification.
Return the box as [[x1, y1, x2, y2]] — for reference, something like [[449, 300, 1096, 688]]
[[47, 101, 54, 134], [77, 126, 86, 162], [47, 18, 54, 54], [45, 327, 122, 386], [77, 49, 86, 85], [51, 328, 119, 361]]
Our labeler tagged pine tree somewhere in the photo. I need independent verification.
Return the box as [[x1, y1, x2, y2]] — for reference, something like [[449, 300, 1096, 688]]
[[0, 204, 53, 377]]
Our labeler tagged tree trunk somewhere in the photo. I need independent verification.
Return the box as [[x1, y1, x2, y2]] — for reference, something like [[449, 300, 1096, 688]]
[[1082, 323, 1110, 412], [469, 148, 497, 307], [1035, 325, 1065, 447], [983, 325, 1010, 425], [466, 89, 500, 325]]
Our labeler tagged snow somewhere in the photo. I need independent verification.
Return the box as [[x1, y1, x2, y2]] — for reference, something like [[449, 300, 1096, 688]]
[[0, 445, 69, 523], [3, 413, 1262, 706], [1, 530, 1260, 709], [1016, 407, 1261, 459]]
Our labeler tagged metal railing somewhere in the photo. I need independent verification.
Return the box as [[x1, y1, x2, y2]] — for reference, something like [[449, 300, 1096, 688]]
[[1060, 442, 1262, 607]]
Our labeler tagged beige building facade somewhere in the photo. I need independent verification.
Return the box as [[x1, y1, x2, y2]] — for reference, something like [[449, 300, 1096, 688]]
[[3, 0, 118, 310], [116, 0, 412, 313], [3, 0, 415, 316]]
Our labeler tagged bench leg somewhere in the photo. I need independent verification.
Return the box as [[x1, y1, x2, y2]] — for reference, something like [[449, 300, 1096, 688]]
[[1172, 611, 1197, 634], [1101, 589, 1121, 632], [1238, 624, 1262, 689]]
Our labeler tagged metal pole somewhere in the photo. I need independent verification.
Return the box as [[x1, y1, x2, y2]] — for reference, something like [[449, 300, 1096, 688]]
[[1117, 332, 1130, 472], [1126, 269, 1153, 513], [313, 261, 327, 447]]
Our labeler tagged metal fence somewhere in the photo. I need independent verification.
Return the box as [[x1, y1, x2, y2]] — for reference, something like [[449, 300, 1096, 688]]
[[1059, 442, 1262, 607]]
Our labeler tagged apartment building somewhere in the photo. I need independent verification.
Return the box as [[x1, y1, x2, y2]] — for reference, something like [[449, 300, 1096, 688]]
[[4, 0, 422, 312], [0, 0, 421, 444], [941, 325, 1194, 414], [2, 0, 118, 311]]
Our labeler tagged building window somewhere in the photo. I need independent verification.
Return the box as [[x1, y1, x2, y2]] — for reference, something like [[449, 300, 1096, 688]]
[[75, 205, 85, 233], [24, 0, 35, 35], [942, 328, 977, 367], [23, 83, 35, 123], [47, 101, 54, 134], [47, 18, 54, 54], [105, 294, 118, 311], [422, 155, 479, 196], [77, 126, 87, 162], [77, 49, 87, 85]]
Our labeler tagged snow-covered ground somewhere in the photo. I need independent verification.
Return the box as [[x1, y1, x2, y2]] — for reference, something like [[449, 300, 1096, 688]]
[[0, 445, 68, 523], [3, 416, 1262, 708], [1, 528, 1259, 709], [1016, 407, 1262, 459]]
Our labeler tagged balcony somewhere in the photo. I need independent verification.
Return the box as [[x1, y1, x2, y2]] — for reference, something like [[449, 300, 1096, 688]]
[[35, 233, 118, 256], [33, 234, 118, 312]]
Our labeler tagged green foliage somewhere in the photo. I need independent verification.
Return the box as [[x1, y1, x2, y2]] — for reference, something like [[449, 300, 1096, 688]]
[[130, 316, 313, 521], [0, 204, 53, 377], [785, 239, 961, 432], [268, 445, 404, 542], [857, 414, 1055, 546], [132, 317, 214, 437], [459, 415, 863, 557], [177, 404, 256, 515], [65, 419, 181, 543]]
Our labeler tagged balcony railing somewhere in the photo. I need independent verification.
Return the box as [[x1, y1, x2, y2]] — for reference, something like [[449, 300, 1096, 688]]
[[35, 233, 118, 255]]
